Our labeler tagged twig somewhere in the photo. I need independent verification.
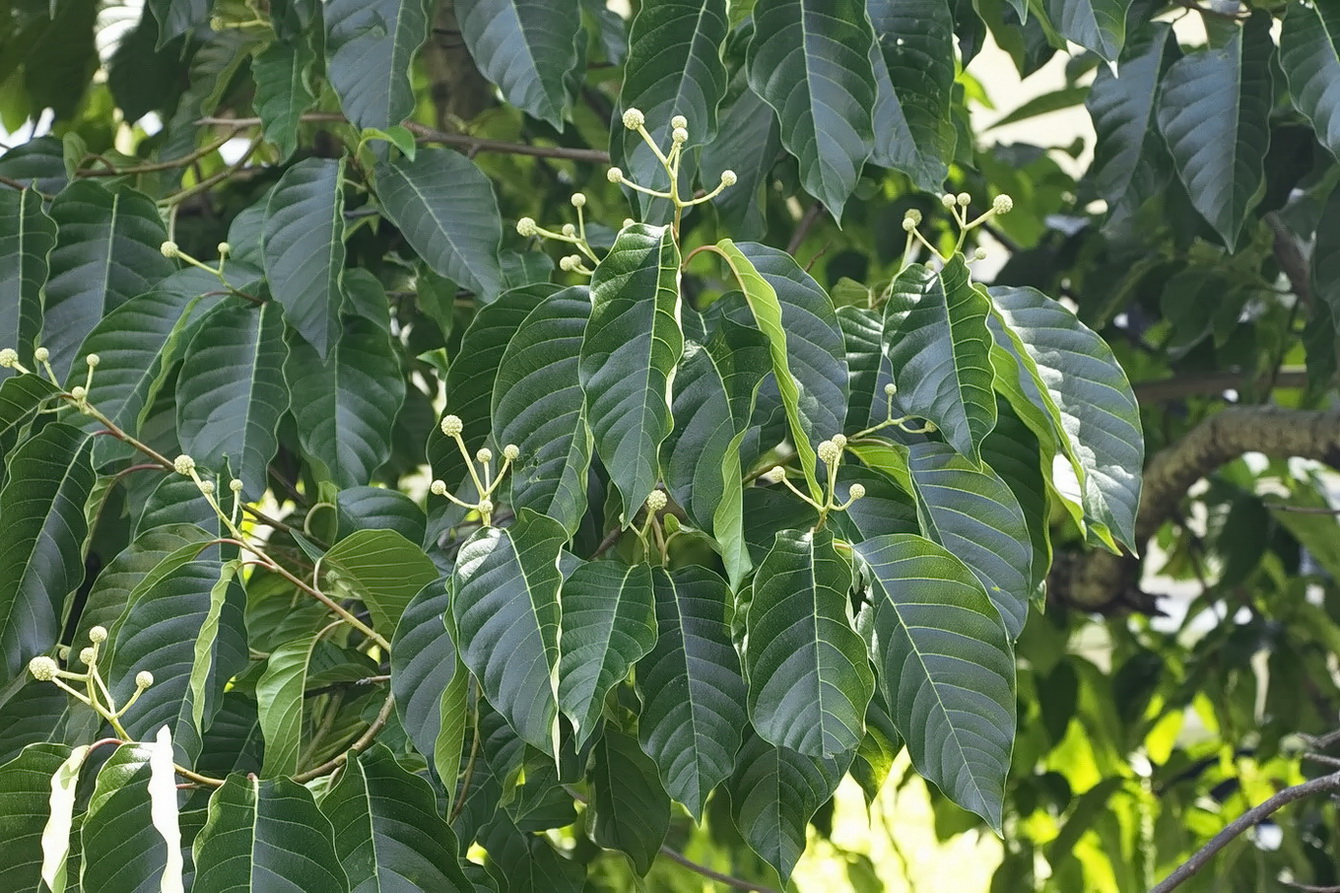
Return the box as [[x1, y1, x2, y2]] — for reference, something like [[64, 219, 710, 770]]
[[292, 692, 396, 782], [1151, 770, 1340, 893], [1285, 884, 1340, 892], [1134, 369, 1309, 403], [76, 126, 244, 178], [787, 202, 825, 255]]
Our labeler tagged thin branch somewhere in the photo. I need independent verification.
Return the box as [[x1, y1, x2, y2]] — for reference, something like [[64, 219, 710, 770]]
[[1134, 369, 1309, 403], [1151, 770, 1340, 893], [1268, 212, 1312, 310], [787, 202, 825, 255], [1286, 884, 1340, 892], [76, 127, 244, 178], [292, 692, 396, 783]]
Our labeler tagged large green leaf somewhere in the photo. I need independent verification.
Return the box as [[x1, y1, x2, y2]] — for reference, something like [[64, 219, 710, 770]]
[[745, 528, 872, 757], [255, 632, 320, 777], [190, 559, 243, 734], [1282, 0, 1340, 160], [866, 0, 954, 191], [579, 224, 684, 519], [988, 285, 1144, 552], [479, 812, 584, 892], [850, 691, 902, 807], [79, 744, 169, 893], [700, 83, 780, 240], [0, 743, 70, 891], [836, 306, 896, 432], [854, 534, 1015, 831], [0, 424, 95, 686], [614, 0, 729, 210], [323, 529, 438, 638], [324, 0, 433, 131], [1041, 0, 1129, 62], [337, 487, 426, 546], [456, 0, 581, 129], [0, 188, 54, 382], [41, 181, 171, 380], [375, 149, 505, 300], [492, 287, 593, 536], [263, 157, 345, 359], [0, 374, 60, 464], [322, 744, 472, 891], [635, 565, 746, 820], [451, 510, 566, 755], [588, 727, 670, 876], [251, 38, 319, 161], [177, 299, 288, 494], [557, 561, 657, 746], [884, 255, 996, 462], [981, 402, 1052, 598], [726, 730, 852, 884], [1155, 10, 1273, 251], [284, 312, 405, 490], [147, 0, 210, 46], [192, 775, 347, 890]]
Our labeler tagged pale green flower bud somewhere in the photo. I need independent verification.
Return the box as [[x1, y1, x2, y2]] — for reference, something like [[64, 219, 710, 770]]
[[761, 467, 786, 484], [516, 217, 538, 237], [28, 656, 58, 681], [173, 454, 196, 475], [671, 126, 689, 144], [160, 241, 179, 259], [136, 670, 154, 688], [475, 447, 493, 464], [817, 440, 841, 465], [0, 348, 17, 368], [85, 353, 100, 368], [993, 194, 1014, 215], [441, 414, 463, 437], [478, 498, 494, 515], [561, 223, 577, 237], [217, 242, 231, 257], [883, 383, 896, 396], [33, 347, 49, 362], [622, 108, 645, 130], [89, 625, 108, 644], [430, 479, 447, 496], [848, 483, 866, 500], [607, 166, 624, 183], [832, 434, 847, 449], [79, 647, 95, 666], [503, 444, 520, 461], [571, 192, 587, 208], [70, 386, 87, 400], [941, 193, 957, 209], [645, 490, 667, 513], [670, 115, 688, 130], [720, 170, 737, 187], [229, 478, 244, 493], [199, 480, 215, 496], [973, 247, 988, 260], [956, 192, 971, 207]]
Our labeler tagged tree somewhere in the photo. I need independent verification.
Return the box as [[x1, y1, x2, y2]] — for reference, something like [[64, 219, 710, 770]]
[[0, 0, 1337, 890]]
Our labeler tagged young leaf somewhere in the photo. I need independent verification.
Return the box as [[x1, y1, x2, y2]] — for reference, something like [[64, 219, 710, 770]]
[[588, 727, 671, 876], [322, 529, 438, 637], [0, 744, 72, 890], [635, 565, 747, 821], [854, 534, 1015, 831], [579, 224, 684, 520], [251, 38, 318, 161], [1281, 0, 1340, 160], [0, 188, 54, 382], [451, 510, 566, 755], [80, 744, 169, 893], [557, 561, 657, 747], [745, 528, 874, 758], [324, 0, 433, 131], [456, 0, 582, 129]]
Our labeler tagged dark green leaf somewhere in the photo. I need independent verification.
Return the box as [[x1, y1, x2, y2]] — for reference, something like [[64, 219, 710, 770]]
[[324, 0, 433, 131], [456, 0, 581, 129], [337, 487, 426, 545], [323, 529, 438, 637], [80, 744, 170, 893], [256, 632, 319, 777], [0, 188, 54, 382], [148, 0, 211, 46], [252, 38, 319, 161], [0, 743, 70, 891], [700, 85, 780, 240], [837, 306, 897, 432], [1282, 0, 1340, 160], [588, 727, 670, 876], [850, 692, 901, 806], [1041, 0, 1130, 62]]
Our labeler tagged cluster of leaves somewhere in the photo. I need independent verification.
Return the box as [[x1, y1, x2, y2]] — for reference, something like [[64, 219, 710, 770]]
[[0, 0, 1338, 891]]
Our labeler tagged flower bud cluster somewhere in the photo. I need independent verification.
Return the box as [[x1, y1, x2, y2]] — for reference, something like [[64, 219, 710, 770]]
[[431, 412, 520, 526]]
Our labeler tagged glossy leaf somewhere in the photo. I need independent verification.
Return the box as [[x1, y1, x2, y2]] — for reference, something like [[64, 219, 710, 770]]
[[40, 743, 87, 893], [579, 224, 684, 519], [375, 148, 505, 300], [746, 0, 877, 218], [700, 84, 781, 240], [1282, 0, 1340, 160], [256, 632, 320, 777], [588, 728, 670, 875], [884, 255, 996, 462], [1156, 10, 1273, 251], [836, 306, 896, 432], [1041, 0, 1129, 62], [855, 534, 1015, 830], [867, 0, 954, 190], [451, 510, 566, 754], [80, 744, 169, 893], [457, 0, 581, 129], [323, 529, 438, 638], [0, 188, 54, 382], [263, 157, 345, 359], [0, 744, 70, 890], [324, 0, 433, 131], [252, 38, 318, 161]]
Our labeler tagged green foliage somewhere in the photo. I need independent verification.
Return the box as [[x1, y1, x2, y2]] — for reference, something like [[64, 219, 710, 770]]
[[1, 1, 1339, 891]]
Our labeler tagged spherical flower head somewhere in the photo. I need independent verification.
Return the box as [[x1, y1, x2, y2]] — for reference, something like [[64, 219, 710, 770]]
[[0, 348, 18, 368], [217, 242, 231, 258], [89, 625, 108, 644], [136, 670, 154, 689], [430, 479, 447, 496], [956, 192, 971, 208], [79, 647, 95, 666], [85, 353, 100, 368], [478, 498, 494, 515], [761, 466, 786, 484], [622, 107, 645, 130], [973, 247, 988, 261], [670, 114, 688, 130], [622, 218, 635, 229], [924, 421, 938, 433], [174, 454, 196, 476], [160, 240, 179, 259], [570, 192, 587, 209], [901, 217, 917, 233], [832, 434, 848, 449], [607, 166, 624, 184], [503, 444, 520, 461], [70, 385, 87, 400], [817, 440, 841, 465], [229, 478, 244, 493], [441, 414, 464, 437], [671, 126, 689, 144], [516, 217, 538, 237], [33, 347, 49, 363], [199, 479, 216, 496], [559, 255, 577, 272], [475, 447, 493, 464], [645, 489, 667, 513], [720, 169, 737, 187], [561, 223, 577, 238], [941, 193, 957, 209], [28, 656, 58, 681], [848, 483, 867, 501], [904, 208, 923, 226], [883, 382, 897, 397], [992, 194, 1014, 215]]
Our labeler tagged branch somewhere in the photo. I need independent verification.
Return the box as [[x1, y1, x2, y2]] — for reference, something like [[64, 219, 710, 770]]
[[1267, 212, 1311, 310], [1134, 369, 1309, 403], [1151, 770, 1340, 893]]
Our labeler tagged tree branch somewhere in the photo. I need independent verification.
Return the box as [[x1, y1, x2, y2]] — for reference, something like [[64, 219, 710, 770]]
[[1151, 770, 1340, 893], [1134, 369, 1309, 402]]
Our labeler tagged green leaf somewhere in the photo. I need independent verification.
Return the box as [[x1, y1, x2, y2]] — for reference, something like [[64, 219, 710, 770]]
[[1314, 182, 1340, 327], [0, 744, 71, 891], [337, 487, 426, 545], [375, 148, 505, 300], [251, 38, 319, 161], [988, 285, 1144, 552], [256, 632, 320, 777], [0, 188, 54, 382], [579, 224, 684, 519], [0, 373, 60, 454], [41, 743, 88, 893], [1041, 0, 1130, 62], [1155, 10, 1273, 251], [324, 0, 433, 131], [0, 423, 95, 686], [701, 84, 780, 240], [836, 306, 896, 433], [884, 255, 997, 462], [867, 0, 955, 191], [41, 181, 172, 380], [263, 157, 346, 359], [854, 534, 1015, 831], [190, 559, 243, 735], [588, 727, 670, 876], [745, 0, 877, 219], [323, 529, 438, 637], [988, 85, 1090, 129], [177, 299, 288, 494], [148, 0, 211, 46], [322, 744, 473, 891], [981, 402, 1052, 598], [456, 0, 581, 129], [851, 692, 902, 806], [614, 0, 729, 208], [1282, 1, 1340, 160], [557, 561, 656, 746], [479, 812, 584, 892], [833, 464, 919, 543], [745, 527, 873, 757], [80, 744, 170, 893], [79, 526, 210, 648], [451, 510, 566, 755], [635, 565, 746, 820], [492, 287, 593, 536], [726, 730, 852, 884], [283, 310, 405, 490], [192, 775, 347, 890]]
